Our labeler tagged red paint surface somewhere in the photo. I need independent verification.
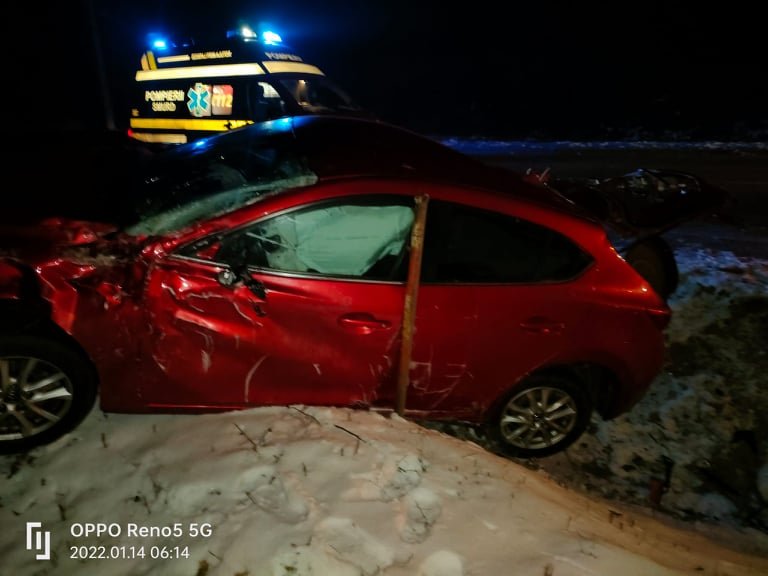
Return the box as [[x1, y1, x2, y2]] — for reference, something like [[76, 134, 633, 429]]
[[1, 178, 668, 423]]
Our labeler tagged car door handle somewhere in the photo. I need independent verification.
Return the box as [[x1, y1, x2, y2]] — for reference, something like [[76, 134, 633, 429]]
[[338, 313, 392, 334], [520, 317, 565, 335]]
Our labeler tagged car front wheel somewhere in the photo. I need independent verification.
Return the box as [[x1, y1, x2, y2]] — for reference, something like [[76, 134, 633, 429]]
[[0, 335, 97, 454], [486, 374, 592, 458]]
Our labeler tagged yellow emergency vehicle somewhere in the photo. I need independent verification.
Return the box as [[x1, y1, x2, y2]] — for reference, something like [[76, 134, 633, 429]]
[[129, 26, 365, 145]]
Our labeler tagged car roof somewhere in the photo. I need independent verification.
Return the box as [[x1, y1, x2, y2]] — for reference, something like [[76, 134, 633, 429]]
[[6, 116, 587, 228], [177, 115, 584, 216]]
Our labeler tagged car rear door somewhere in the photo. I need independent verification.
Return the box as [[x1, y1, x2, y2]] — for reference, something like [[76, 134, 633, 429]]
[[404, 198, 594, 419]]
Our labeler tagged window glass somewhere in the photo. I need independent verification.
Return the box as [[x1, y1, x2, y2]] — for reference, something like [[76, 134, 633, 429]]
[[215, 198, 414, 280], [124, 130, 315, 236], [422, 200, 591, 283], [250, 81, 287, 122], [278, 77, 362, 113]]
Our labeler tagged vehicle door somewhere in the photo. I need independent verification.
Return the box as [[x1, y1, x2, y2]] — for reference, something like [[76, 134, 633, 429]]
[[405, 198, 594, 418], [139, 194, 413, 408]]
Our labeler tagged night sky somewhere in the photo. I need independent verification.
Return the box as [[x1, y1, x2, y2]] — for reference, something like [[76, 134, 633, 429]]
[[21, 1, 767, 139]]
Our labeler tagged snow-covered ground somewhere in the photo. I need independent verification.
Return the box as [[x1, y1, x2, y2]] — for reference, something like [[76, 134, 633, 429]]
[[497, 246, 768, 530], [2, 246, 767, 575], [2, 402, 767, 575], [441, 138, 768, 155]]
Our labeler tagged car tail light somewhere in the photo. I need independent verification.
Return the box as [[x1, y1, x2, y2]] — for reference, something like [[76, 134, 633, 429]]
[[646, 307, 671, 330]]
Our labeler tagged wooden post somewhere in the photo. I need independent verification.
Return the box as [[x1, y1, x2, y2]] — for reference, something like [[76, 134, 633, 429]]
[[396, 194, 429, 416]]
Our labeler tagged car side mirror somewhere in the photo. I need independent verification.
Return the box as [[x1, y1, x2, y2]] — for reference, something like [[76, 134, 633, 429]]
[[217, 268, 237, 287], [217, 266, 266, 300]]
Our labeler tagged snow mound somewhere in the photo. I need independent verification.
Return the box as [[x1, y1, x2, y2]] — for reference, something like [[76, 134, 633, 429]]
[[400, 487, 442, 543], [418, 550, 464, 576], [314, 517, 397, 575], [441, 138, 768, 156], [4, 405, 767, 574], [534, 246, 768, 532]]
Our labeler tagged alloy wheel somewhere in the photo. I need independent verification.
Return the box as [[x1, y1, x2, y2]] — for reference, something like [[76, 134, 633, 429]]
[[0, 356, 74, 441], [499, 385, 578, 450]]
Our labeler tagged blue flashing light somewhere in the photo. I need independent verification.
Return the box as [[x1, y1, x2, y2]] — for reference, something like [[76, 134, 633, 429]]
[[262, 30, 282, 45], [240, 25, 257, 39], [152, 39, 168, 50]]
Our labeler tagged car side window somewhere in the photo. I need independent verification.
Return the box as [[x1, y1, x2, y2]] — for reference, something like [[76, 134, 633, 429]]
[[422, 200, 592, 283], [212, 197, 415, 280]]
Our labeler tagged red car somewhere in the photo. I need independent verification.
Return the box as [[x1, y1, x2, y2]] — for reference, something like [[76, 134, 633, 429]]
[[0, 116, 669, 457]]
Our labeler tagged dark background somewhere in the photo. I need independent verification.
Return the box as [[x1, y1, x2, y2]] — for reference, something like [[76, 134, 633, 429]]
[[17, 0, 767, 140]]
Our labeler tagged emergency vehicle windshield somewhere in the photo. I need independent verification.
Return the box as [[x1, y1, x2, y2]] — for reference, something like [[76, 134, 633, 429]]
[[277, 76, 362, 114]]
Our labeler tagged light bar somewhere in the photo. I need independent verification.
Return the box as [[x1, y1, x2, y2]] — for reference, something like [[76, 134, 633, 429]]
[[261, 31, 282, 45], [240, 26, 257, 39]]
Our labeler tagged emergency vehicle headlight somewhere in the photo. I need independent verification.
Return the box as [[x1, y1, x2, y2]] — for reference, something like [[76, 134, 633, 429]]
[[152, 39, 169, 50]]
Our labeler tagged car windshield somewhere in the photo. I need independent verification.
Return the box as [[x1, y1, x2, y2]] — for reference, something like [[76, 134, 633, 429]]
[[123, 120, 318, 236]]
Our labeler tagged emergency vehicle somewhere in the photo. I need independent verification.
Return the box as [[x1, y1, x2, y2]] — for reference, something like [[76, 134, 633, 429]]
[[128, 26, 365, 145]]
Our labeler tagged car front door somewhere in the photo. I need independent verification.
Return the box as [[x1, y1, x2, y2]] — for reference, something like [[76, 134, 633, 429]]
[[139, 194, 414, 409]]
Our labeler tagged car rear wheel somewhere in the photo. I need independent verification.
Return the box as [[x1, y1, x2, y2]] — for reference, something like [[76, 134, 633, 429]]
[[486, 374, 592, 458], [624, 236, 679, 299], [0, 335, 97, 454]]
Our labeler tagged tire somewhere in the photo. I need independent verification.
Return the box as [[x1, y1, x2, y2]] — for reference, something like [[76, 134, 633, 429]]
[[0, 334, 97, 454], [624, 236, 679, 299], [486, 373, 592, 458]]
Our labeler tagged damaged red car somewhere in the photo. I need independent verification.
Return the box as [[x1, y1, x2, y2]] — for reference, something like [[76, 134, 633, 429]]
[[0, 116, 670, 457]]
